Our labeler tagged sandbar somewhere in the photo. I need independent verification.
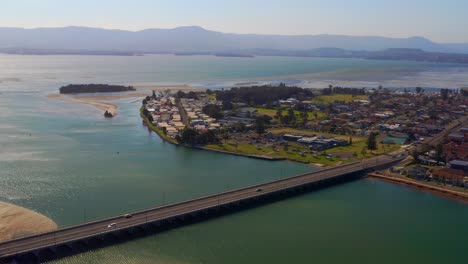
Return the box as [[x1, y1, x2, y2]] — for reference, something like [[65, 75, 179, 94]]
[[48, 93, 147, 115], [0, 201, 57, 242]]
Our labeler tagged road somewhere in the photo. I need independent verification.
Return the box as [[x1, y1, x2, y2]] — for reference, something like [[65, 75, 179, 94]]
[[0, 155, 399, 260]]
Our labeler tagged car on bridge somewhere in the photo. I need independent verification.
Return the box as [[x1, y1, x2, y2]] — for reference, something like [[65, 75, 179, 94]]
[[123, 214, 133, 218], [107, 223, 117, 228]]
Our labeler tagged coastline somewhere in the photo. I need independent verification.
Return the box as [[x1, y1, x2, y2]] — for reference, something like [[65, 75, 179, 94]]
[[140, 107, 292, 162], [0, 201, 57, 242], [368, 172, 468, 203]]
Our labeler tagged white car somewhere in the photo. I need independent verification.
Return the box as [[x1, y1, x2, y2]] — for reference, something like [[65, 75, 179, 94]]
[[107, 223, 117, 228]]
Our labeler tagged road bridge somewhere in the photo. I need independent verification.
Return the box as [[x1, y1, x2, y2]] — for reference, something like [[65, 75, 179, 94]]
[[0, 155, 402, 263]]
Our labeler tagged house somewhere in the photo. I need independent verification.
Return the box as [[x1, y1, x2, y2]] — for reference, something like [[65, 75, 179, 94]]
[[449, 160, 468, 173], [407, 166, 428, 180], [448, 133, 465, 143], [283, 134, 303, 142], [444, 142, 468, 161], [432, 168, 465, 186]]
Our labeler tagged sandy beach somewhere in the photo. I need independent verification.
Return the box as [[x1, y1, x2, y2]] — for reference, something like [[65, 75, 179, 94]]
[[0, 202, 57, 242], [48, 93, 147, 115]]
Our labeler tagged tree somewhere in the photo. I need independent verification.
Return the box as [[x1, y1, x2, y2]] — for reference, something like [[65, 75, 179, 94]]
[[222, 100, 233, 110], [275, 109, 283, 119], [232, 122, 247, 132], [287, 108, 296, 126], [300, 111, 309, 127], [349, 137, 353, 145], [254, 115, 271, 135], [255, 118, 266, 135], [178, 128, 199, 145], [435, 144, 444, 162], [366, 132, 378, 151], [152, 90, 156, 99], [440, 88, 449, 100], [202, 104, 223, 119], [416, 87, 423, 94]]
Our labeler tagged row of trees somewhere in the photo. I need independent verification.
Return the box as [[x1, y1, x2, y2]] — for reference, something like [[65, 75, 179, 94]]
[[215, 85, 313, 105], [176, 90, 199, 100], [322, 86, 366, 95]]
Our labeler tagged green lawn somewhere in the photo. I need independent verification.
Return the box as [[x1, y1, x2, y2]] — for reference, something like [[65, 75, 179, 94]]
[[206, 142, 346, 166], [254, 107, 326, 121], [312, 94, 368, 104]]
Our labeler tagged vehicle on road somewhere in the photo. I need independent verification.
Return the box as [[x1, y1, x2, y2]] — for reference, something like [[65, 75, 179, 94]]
[[256, 188, 263, 192], [123, 214, 133, 218], [107, 223, 117, 228]]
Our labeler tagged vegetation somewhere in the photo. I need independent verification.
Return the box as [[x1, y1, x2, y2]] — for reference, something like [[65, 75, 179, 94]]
[[367, 132, 378, 151], [321, 86, 366, 96], [215, 84, 313, 105], [312, 94, 368, 104], [103, 110, 113, 118], [254, 115, 272, 135], [176, 90, 199, 99], [176, 128, 218, 145], [59, 84, 135, 94], [202, 104, 223, 119]]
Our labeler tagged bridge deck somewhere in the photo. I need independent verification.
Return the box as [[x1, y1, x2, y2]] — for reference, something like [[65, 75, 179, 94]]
[[0, 156, 399, 259]]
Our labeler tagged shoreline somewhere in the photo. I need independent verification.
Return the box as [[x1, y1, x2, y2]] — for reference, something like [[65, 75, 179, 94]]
[[140, 107, 297, 163], [0, 201, 57, 242], [368, 172, 468, 203]]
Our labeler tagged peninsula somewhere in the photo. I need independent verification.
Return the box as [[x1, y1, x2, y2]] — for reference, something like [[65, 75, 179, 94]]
[[59, 84, 136, 94], [141, 85, 468, 199]]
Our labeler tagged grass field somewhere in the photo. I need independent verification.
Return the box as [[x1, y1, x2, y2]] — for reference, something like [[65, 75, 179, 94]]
[[253, 107, 327, 120], [206, 142, 341, 166], [312, 94, 368, 104]]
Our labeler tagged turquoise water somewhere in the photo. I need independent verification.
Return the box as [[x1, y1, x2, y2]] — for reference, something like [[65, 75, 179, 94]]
[[0, 55, 467, 263], [0, 93, 311, 227]]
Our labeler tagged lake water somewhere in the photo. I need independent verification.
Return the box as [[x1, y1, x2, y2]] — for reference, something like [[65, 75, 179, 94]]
[[0, 54, 467, 263]]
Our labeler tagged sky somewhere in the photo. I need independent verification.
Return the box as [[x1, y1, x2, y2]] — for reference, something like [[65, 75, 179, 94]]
[[2, 0, 468, 43]]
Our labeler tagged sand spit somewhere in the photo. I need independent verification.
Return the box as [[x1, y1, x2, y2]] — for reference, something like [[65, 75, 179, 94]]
[[0, 201, 57, 242], [48, 93, 147, 115]]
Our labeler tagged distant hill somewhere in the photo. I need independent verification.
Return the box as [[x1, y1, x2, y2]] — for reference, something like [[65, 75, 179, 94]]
[[1, 26, 468, 55], [2, 26, 468, 63]]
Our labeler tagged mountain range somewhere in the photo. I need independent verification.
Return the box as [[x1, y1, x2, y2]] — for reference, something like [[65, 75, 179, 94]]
[[1, 26, 468, 58]]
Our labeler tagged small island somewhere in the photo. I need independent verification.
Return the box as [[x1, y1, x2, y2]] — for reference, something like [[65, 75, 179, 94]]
[[59, 84, 136, 94]]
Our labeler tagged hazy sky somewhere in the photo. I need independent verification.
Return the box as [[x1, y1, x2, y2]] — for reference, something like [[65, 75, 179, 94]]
[[2, 0, 468, 43]]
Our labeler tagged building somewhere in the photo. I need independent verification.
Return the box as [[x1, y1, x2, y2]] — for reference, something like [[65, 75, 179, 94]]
[[432, 168, 465, 186], [407, 166, 428, 180], [449, 160, 468, 174]]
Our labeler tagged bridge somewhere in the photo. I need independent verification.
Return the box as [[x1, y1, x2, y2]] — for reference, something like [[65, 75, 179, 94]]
[[0, 155, 402, 263]]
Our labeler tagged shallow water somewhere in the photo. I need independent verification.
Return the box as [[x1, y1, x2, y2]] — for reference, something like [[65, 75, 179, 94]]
[[0, 54, 466, 263]]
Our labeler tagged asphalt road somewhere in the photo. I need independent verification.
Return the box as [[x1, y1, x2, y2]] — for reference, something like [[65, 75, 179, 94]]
[[0, 155, 398, 259]]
